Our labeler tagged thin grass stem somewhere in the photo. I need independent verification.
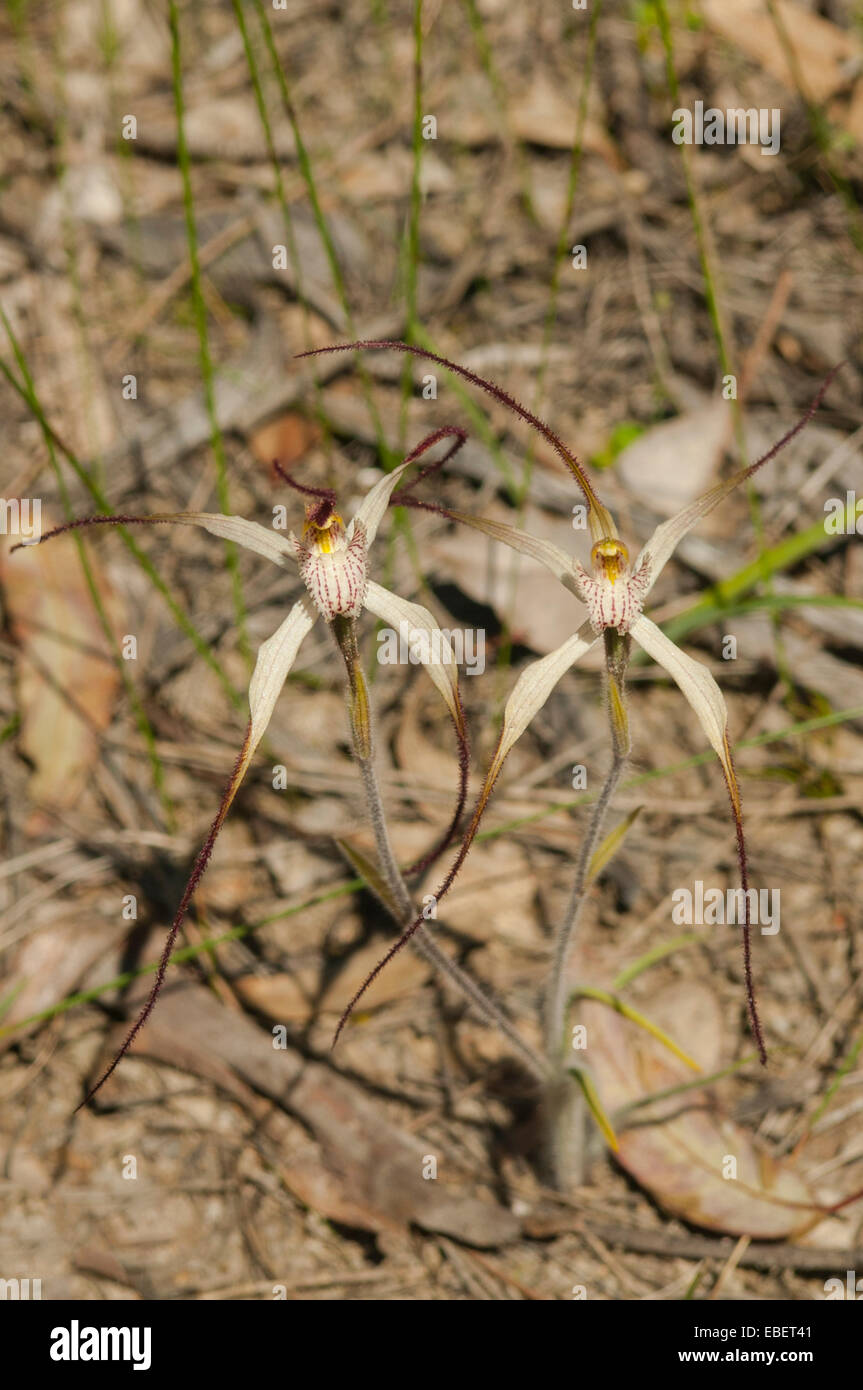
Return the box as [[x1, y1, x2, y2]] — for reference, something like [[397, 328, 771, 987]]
[[1, 286, 243, 714], [169, 0, 250, 663], [251, 0, 393, 467]]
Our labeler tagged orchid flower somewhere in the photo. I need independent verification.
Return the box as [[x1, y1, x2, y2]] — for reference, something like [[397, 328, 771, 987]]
[[300, 341, 838, 1065], [14, 426, 473, 1104]]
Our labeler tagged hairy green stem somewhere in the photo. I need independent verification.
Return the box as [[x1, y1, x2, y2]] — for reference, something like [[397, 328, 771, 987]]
[[546, 634, 632, 1062], [545, 640, 632, 1185], [545, 742, 629, 1064]]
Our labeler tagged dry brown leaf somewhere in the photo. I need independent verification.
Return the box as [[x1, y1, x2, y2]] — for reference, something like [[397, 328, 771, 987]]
[[0, 523, 122, 813], [436, 838, 541, 948], [616, 402, 730, 516], [249, 412, 322, 471], [233, 972, 313, 1026], [393, 683, 462, 792], [701, 0, 861, 105], [320, 937, 431, 1016], [578, 982, 822, 1239], [340, 147, 453, 202], [509, 77, 620, 166], [0, 907, 118, 1047], [380, 821, 541, 948], [129, 983, 520, 1247], [145, 96, 295, 161], [281, 1154, 405, 1236]]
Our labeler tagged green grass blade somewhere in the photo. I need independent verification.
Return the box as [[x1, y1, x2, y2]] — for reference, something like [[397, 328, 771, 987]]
[[806, 1027, 863, 1132], [0, 878, 361, 1040], [619, 1053, 761, 1115], [461, 0, 537, 220], [612, 933, 700, 991], [1, 308, 174, 822], [587, 804, 642, 884], [0, 712, 21, 745], [475, 703, 863, 843], [650, 501, 863, 650], [168, 0, 250, 664], [567, 1065, 619, 1151], [766, 0, 863, 254], [0, 319, 243, 711], [252, 0, 393, 467], [574, 986, 701, 1071], [230, 0, 333, 453]]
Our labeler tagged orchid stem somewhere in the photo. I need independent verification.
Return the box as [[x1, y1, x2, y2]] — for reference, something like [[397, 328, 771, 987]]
[[351, 695, 548, 1084], [546, 741, 630, 1063], [355, 753, 412, 922], [544, 642, 633, 1184], [543, 725, 629, 1187], [546, 636, 633, 1072]]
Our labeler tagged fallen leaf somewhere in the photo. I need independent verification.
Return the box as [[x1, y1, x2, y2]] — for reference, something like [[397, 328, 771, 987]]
[[577, 982, 822, 1239], [393, 683, 462, 792], [124, 983, 520, 1247], [435, 838, 541, 948], [233, 973, 312, 1026], [378, 821, 542, 948], [340, 147, 454, 202], [280, 1154, 405, 1236], [509, 77, 620, 165], [249, 412, 322, 472], [701, 0, 861, 105], [143, 96, 296, 161], [616, 401, 730, 517], [320, 938, 431, 1016], [0, 521, 122, 813], [0, 906, 118, 1047]]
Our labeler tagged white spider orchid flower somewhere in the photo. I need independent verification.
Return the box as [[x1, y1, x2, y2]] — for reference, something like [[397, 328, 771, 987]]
[[444, 382, 834, 809], [430, 390, 836, 1067], [17, 426, 469, 1101], [300, 341, 837, 1059]]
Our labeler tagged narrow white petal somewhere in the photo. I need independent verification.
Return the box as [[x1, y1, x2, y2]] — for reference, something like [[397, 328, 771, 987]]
[[148, 512, 297, 569], [363, 580, 461, 726], [630, 614, 732, 778], [350, 455, 421, 550], [246, 598, 318, 760], [633, 465, 758, 598], [445, 509, 582, 598], [635, 375, 838, 596], [491, 624, 598, 778], [185, 599, 318, 876]]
